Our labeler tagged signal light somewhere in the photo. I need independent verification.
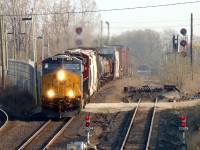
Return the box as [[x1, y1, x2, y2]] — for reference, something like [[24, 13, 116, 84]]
[[85, 115, 90, 120], [180, 40, 187, 47], [86, 122, 90, 127], [181, 51, 187, 58], [76, 27, 82, 34], [180, 28, 187, 36], [181, 122, 186, 127], [76, 39, 82, 46]]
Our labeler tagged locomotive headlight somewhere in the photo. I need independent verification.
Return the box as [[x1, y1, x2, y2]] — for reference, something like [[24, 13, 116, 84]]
[[68, 90, 74, 98], [47, 89, 55, 98], [57, 70, 65, 81]]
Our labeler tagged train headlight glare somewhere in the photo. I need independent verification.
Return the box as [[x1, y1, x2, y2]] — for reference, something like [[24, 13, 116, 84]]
[[47, 90, 55, 98], [68, 91, 74, 97], [57, 70, 65, 81]]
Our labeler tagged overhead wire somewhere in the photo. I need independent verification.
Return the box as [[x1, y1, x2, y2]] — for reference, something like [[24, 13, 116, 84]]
[[1, 1, 200, 16]]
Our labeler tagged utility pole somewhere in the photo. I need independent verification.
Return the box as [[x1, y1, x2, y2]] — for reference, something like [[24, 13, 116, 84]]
[[42, 30, 44, 60], [13, 17, 16, 59], [100, 20, 103, 46], [190, 13, 193, 81], [0, 3, 6, 88], [105, 21, 110, 45], [32, 8, 36, 63]]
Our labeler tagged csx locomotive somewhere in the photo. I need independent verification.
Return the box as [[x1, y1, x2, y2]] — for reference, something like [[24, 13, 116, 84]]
[[41, 46, 129, 117]]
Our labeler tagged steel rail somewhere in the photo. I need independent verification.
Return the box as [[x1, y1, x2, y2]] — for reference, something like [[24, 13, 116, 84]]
[[120, 98, 141, 150], [0, 109, 8, 131], [18, 119, 52, 150], [145, 98, 157, 150], [43, 116, 76, 150]]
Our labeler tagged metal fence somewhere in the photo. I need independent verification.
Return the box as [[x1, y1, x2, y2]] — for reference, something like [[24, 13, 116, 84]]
[[7, 59, 35, 96]]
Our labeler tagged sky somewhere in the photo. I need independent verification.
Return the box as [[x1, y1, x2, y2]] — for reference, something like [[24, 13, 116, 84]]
[[95, 0, 200, 38]]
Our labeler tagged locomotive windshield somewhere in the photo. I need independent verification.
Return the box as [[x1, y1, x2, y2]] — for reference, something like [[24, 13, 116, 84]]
[[42, 56, 81, 74], [44, 63, 61, 70], [44, 63, 80, 70], [63, 64, 80, 70]]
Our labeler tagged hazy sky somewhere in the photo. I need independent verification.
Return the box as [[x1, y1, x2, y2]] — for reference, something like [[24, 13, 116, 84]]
[[95, 0, 200, 37]]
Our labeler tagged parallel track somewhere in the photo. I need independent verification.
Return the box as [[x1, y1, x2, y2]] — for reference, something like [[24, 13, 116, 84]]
[[120, 98, 157, 150], [0, 109, 8, 132], [18, 116, 75, 150]]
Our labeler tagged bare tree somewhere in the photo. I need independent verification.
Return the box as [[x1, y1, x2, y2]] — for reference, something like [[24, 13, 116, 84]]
[[118, 29, 162, 69]]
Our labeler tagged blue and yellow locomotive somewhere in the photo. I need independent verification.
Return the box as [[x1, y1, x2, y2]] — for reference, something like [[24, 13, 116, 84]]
[[41, 53, 85, 117]]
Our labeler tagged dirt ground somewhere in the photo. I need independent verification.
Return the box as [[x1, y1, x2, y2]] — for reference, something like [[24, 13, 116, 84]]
[[84, 75, 200, 149], [1, 75, 200, 149]]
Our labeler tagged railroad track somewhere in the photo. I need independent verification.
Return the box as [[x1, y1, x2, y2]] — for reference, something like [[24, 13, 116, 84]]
[[120, 97, 157, 150], [0, 109, 8, 132], [18, 116, 75, 150]]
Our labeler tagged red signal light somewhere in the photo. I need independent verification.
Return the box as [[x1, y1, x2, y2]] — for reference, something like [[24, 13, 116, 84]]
[[181, 51, 187, 58], [76, 27, 82, 34], [76, 39, 82, 46], [85, 115, 90, 120], [86, 122, 90, 127], [181, 115, 186, 121], [180, 40, 187, 47], [181, 122, 186, 127], [180, 28, 187, 36]]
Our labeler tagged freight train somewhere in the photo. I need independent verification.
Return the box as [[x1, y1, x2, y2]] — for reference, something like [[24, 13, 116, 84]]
[[41, 46, 130, 117]]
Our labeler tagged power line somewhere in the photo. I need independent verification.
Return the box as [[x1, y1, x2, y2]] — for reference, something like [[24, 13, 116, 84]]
[[1, 1, 200, 16], [105, 24, 200, 30], [110, 19, 198, 24]]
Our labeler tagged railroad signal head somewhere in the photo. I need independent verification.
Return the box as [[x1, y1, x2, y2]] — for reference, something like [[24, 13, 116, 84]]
[[85, 115, 90, 127], [180, 115, 186, 127], [76, 27, 82, 34], [180, 28, 187, 36], [180, 40, 187, 47]]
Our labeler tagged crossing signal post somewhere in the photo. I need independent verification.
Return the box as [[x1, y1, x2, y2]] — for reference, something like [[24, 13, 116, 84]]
[[84, 115, 93, 145], [178, 115, 188, 150]]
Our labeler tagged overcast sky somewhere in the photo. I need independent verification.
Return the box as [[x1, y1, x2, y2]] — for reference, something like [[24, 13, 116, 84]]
[[95, 0, 200, 37]]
